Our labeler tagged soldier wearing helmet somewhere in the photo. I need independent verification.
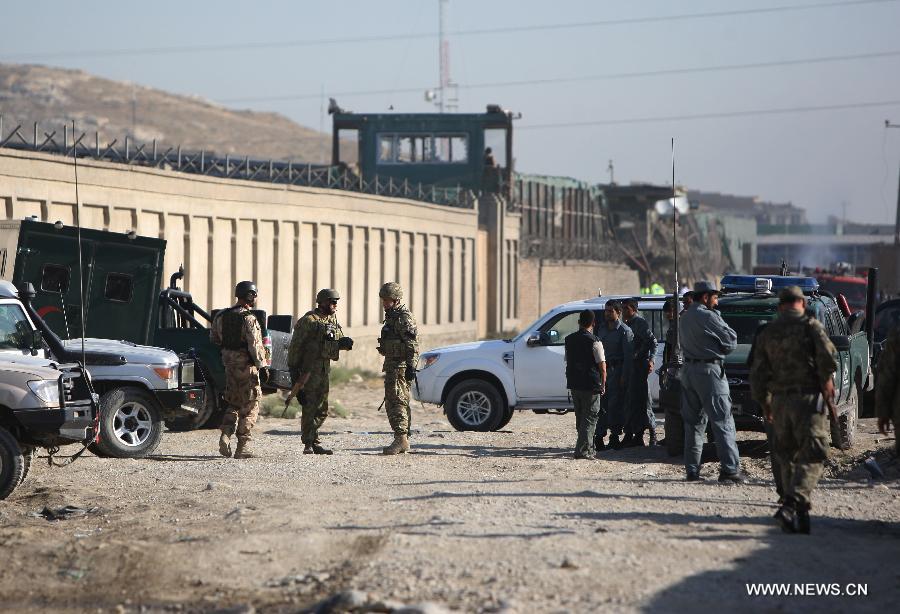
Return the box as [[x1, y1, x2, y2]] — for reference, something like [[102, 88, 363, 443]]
[[287, 288, 354, 454], [377, 282, 419, 455], [211, 281, 270, 459]]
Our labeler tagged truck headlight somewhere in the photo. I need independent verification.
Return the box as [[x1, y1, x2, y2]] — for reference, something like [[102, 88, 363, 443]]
[[152, 366, 179, 389], [28, 380, 61, 405], [417, 353, 440, 370]]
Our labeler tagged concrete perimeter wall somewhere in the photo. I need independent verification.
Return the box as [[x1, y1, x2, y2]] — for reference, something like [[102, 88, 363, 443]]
[[518, 258, 640, 326], [0, 149, 481, 370]]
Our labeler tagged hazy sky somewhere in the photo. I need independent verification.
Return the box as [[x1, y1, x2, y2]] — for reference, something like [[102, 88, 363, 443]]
[[3, 0, 900, 223]]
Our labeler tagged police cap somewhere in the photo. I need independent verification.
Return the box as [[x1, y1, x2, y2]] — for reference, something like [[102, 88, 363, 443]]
[[692, 280, 720, 296], [778, 285, 805, 304], [234, 281, 257, 299], [316, 288, 340, 304]]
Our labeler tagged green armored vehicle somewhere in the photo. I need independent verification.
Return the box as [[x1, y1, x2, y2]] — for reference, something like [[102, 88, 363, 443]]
[[0, 219, 292, 438], [662, 275, 873, 453]]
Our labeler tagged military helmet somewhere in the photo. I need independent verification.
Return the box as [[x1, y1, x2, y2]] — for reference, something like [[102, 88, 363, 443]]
[[234, 281, 258, 299], [379, 282, 403, 301], [316, 288, 340, 304]]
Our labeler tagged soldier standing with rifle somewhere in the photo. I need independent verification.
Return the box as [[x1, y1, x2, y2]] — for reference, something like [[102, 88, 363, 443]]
[[287, 289, 354, 455], [212, 281, 270, 459], [378, 282, 419, 455], [750, 286, 837, 534]]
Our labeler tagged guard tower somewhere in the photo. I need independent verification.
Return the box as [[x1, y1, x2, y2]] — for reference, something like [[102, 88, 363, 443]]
[[331, 104, 516, 199]]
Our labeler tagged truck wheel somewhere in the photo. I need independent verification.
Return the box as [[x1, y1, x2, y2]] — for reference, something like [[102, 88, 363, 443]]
[[833, 386, 859, 451], [0, 427, 25, 500], [166, 384, 217, 432], [90, 388, 163, 458], [445, 380, 504, 432], [665, 410, 684, 457], [493, 405, 514, 431]]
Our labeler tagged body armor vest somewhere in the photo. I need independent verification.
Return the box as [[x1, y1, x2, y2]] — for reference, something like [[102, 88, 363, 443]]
[[220, 309, 247, 350], [565, 330, 602, 392]]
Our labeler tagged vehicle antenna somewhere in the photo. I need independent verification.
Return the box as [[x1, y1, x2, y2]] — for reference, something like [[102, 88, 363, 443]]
[[672, 137, 678, 355], [71, 120, 86, 366]]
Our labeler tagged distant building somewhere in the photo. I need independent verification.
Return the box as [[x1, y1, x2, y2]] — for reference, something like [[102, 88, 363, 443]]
[[687, 190, 807, 228]]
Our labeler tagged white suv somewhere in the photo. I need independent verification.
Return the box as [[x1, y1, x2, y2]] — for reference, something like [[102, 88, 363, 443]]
[[414, 296, 668, 431]]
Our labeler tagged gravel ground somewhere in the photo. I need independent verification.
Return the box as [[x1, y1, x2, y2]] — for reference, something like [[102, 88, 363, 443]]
[[1, 378, 898, 613]]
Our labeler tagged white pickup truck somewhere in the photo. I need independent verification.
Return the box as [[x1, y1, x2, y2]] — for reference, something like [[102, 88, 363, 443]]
[[413, 296, 667, 431]]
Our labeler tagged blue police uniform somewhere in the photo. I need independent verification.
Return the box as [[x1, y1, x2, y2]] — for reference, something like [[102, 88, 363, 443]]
[[594, 319, 633, 446], [624, 313, 658, 442], [679, 299, 741, 477]]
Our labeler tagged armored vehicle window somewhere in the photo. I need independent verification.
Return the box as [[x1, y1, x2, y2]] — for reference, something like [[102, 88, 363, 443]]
[[41, 264, 70, 294], [0, 304, 34, 350], [104, 273, 133, 303], [540, 310, 581, 346]]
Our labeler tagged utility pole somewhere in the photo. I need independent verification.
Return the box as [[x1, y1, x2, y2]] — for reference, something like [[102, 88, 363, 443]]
[[607, 159, 615, 184], [131, 84, 137, 139], [437, 0, 458, 113], [887, 120, 900, 245]]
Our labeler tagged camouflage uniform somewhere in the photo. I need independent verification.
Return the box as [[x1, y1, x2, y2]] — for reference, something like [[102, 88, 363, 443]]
[[750, 303, 837, 522], [288, 309, 344, 446], [379, 305, 419, 437], [875, 325, 900, 456], [211, 305, 268, 450]]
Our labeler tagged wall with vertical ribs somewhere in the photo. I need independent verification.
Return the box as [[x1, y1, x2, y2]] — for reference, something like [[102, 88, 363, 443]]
[[0, 148, 488, 370]]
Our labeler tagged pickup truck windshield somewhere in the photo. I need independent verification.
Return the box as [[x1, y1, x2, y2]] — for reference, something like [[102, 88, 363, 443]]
[[0, 304, 34, 350]]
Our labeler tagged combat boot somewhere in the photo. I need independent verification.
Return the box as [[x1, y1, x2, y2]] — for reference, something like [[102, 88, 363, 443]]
[[311, 444, 333, 455], [795, 501, 811, 535], [234, 439, 254, 459], [383, 434, 410, 455], [218, 426, 235, 458], [774, 496, 798, 533], [303, 444, 314, 454]]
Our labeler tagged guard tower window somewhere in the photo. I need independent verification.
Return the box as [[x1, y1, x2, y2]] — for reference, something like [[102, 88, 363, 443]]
[[377, 133, 469, 165], [104, 273, 133, 303], [40, 264, 70, 294]]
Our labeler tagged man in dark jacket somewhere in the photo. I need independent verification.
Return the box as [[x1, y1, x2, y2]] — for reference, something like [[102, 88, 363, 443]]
[[565, 309, 607, 459]]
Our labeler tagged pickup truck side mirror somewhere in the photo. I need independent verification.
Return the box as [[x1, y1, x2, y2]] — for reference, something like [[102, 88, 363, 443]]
[[830, 334, 851, 352], [30, 330, 43, 356], [526, 334, 542, 347]]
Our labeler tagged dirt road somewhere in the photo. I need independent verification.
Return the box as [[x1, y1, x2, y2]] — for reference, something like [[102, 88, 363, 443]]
[[1, 379, 898, 613]]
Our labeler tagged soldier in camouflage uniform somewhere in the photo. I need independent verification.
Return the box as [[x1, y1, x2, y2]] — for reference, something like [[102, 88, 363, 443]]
[[211, 281, 270, 459], [287, 289, 354, 454], [875, 324, 900, 457], [378, 282, 419, 455], [750, 286, 837, 534]]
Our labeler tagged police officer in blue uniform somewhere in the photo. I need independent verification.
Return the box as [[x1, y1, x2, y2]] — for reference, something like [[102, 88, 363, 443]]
[[594, 300, 634, 450], [622, 298, 658, 446], [679, 281, 745, 483]]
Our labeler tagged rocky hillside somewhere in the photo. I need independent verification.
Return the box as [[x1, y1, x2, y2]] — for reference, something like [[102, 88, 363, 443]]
[[0, 63, 333, 162]]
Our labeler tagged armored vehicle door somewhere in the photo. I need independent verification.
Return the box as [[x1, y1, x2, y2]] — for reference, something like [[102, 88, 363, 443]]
[[13, 233, 91, 340], [84, 241, 162, 344]]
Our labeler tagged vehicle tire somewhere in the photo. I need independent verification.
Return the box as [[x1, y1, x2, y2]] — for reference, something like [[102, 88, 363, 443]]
[[19, 445, 34, 486], [444, 379, 504, 432], [89, 388, 163, 458], [0, 427, 25, 500], [165, 384, 217, 432], [493, 404, 514, 431], [665, 410, 684, 457], [833, 385, 859, 451]]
